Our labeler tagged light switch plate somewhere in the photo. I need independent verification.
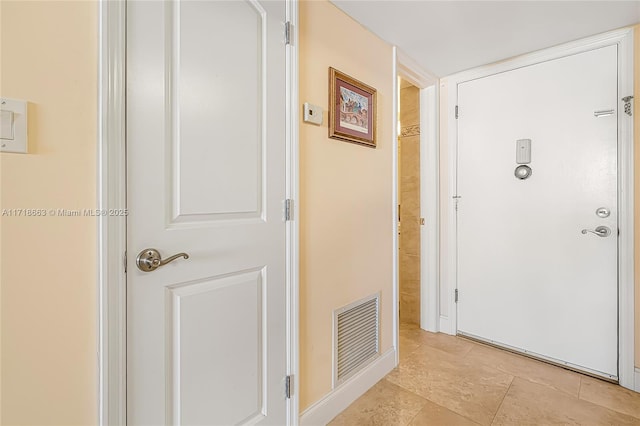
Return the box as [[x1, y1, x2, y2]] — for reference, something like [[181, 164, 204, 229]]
[[303, 102, 323, 125], [0, 98, 28, 154], [0, 111, 14, 140]]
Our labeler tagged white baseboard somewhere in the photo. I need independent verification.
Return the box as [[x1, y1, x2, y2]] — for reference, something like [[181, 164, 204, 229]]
[[634, 368, 640, 393], [299, 348, 397, 426], [439, 315, 454, 336]]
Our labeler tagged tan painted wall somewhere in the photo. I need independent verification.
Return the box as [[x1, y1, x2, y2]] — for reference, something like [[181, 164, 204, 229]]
[[0, 2, 98, 424], [299, 0, 394, 411], [634, 23, 639, 368]]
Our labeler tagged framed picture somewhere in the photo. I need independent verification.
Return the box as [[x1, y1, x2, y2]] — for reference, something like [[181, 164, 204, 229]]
[[329, 67, 377, 148]]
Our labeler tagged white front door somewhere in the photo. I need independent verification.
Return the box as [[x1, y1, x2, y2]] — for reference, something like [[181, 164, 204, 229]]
[[126, 1, 289, 424], [457, 45, 618, 379]]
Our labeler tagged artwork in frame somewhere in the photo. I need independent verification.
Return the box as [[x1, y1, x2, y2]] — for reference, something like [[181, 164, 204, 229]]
[[329, 67, 377, 148]]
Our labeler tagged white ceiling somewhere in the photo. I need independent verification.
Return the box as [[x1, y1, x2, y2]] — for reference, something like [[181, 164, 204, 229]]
[[330, 1, 640, 77]]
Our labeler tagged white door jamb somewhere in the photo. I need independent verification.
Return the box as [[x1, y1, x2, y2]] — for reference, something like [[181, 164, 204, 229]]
[[98, 0, 127, 424], [419, 85, 440, 333], [442, 27, 635, 390], [391, 47, 399, 366], [285, 1, 300, 423]]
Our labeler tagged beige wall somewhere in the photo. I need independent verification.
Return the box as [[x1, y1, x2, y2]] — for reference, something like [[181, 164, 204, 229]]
[[0, 2, 98, 424], [399, 85, 421, 325], [634, 23, 639, 368], [299, 0, 394, 411]]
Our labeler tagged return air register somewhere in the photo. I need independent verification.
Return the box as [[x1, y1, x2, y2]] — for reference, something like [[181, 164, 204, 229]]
[[333, 293, 380, 386]]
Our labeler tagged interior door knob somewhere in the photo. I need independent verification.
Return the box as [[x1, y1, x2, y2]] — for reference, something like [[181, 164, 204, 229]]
[[136, 248, 189, 272], [581, 226, 611, 238]]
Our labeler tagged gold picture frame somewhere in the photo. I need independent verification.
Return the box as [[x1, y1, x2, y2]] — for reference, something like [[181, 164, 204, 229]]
[[329, 67, 377, 148]]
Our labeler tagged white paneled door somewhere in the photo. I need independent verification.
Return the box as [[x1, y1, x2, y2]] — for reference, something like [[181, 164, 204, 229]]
[[127, 1, 288, 424], [457, 46, 618, 379]]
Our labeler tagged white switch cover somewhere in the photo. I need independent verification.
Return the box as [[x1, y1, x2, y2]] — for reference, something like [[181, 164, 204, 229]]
[[0, 111, 14, 140], [0, 98, 28, 153], [303, 102, 323, 125]]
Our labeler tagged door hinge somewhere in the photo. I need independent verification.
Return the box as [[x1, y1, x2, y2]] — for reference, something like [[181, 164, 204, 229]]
[[123, 250, 127, 273], [622, 96, 634, 116], [455, 105, 459, 119], [455, 289, 459, 303], [285, 21, 292, 45], [285, 375, 293, 399], [284, 199, 293, 221]]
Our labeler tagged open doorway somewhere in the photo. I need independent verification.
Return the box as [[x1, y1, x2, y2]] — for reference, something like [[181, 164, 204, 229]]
[[394, 54, 439, 340], [398, 79, 422, 326]]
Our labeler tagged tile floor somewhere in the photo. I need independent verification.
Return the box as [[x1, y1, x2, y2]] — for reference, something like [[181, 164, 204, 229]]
[[328, 324, 640, 425]]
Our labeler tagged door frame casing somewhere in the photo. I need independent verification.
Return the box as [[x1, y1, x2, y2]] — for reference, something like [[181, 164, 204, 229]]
[[97, 0, 127, 423], [441, 27, 635, 390], [97, 1, 300, 424]]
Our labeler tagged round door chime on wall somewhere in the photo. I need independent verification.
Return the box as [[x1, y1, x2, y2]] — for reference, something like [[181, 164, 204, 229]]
[[514, 138, 532, 180]]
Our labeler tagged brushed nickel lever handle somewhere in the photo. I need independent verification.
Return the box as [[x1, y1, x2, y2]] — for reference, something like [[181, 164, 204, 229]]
[[581, 226, 611, 238], [136, 248, 189, 272]]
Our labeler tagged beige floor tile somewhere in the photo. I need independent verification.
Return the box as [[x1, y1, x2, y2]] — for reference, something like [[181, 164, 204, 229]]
[[328, 379, 427, 426], [493, 377, 640, 426], [386, 346, 513, 425], [463, 342, 581, 397], [399, 328, 475, 358], [579, 376, 640, 420], [398, 324, 422, 361], [407, 399, 481, 426], [405, 341, 469, 365], [399, 335, 421, 362], [332, 329, 640, 426], [400, 322, 420, 330]]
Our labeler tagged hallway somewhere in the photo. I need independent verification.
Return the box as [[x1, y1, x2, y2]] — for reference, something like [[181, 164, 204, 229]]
[[329, 324, 640, 425]]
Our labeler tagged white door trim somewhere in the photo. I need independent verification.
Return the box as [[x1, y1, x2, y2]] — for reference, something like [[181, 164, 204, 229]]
[[419, 85, 440, 333], [395, 49, 440, 335], [442, 27, 635, 390], [98, 0, 127, 423], [397, 49, 438, 89], [97, 1, 301, 424], [391, 47, 399, 366], [285, 1, 300, 423]]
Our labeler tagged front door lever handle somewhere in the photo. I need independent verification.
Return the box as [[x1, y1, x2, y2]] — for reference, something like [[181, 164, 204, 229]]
[[581, 226, 611, 238], [136, 248, 189, 272]]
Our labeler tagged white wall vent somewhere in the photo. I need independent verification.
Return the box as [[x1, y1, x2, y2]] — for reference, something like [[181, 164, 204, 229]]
[[333, 293, 380, 386]]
